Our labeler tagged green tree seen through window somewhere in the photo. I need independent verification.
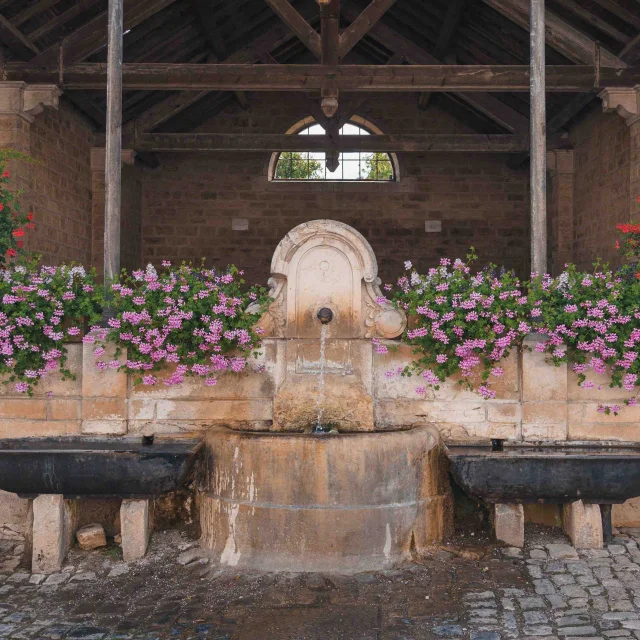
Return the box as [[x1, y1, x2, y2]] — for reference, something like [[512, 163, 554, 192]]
[[275, 152, 323, 179], [363, 152, 393, 180]]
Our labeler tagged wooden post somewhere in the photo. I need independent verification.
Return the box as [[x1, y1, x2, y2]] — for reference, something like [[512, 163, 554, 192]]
[[103, 0, 123, 289], [320, 0, 340, 118], [530, 0, 547, 275]]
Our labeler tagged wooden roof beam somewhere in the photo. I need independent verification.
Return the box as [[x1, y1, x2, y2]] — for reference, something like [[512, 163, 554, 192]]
[[11, 0, 61, 28], [342, 2, 528, 133], [264, 0, 321, 58], [419, 0, 467, 110], [8, 62, 640, 91], [30, 0, 178, 65], [479, 0, 626, 68], [136, 131, 570, 153], [0, 12, 39, 58], [123, 20, 309, 135], [338, 0, 397, 59]]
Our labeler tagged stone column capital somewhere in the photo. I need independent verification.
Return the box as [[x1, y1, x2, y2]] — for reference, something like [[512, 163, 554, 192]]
[[546, 149, 574, 175], [0, 81, 61, 123], [599, 86, 640, 126], [90, 147, 136, 171]]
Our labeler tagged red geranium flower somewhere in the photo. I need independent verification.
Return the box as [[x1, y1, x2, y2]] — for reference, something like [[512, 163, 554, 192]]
[[5, 248, 16, 258], [26, 223, 34, 230], [2, 171, 9, 178], [12, 228, 24, 238], [16, 240, 23, 249], [26, 212, 33, 221]]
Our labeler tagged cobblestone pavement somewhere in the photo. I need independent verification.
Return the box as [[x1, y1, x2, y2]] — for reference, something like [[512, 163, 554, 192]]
[[0, 527, 640, 638]]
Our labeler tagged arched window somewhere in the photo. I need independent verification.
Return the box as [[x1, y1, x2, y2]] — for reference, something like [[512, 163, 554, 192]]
[[271, 116, 398, 182]]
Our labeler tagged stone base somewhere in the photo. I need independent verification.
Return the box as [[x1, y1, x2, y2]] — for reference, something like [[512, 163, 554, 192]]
[[563, 500, 603, 549], [199, 425, 449, 572], [494, 503, 525, 547], [32, 495, 77, 573], [120, 499, 152, 561]]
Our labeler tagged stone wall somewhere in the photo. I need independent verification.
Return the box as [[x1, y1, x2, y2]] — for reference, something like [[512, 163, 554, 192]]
[[141, 94, 531, 283], [2, 334, 638, 441], [571, 108, 631, 271], [27, 101, 94, 266]]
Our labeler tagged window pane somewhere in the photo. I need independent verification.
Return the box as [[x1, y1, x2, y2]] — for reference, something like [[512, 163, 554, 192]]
[[274, 121, 395, 181]]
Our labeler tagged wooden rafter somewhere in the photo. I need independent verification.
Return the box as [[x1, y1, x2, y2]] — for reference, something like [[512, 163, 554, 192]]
[[590, 0, 640, 32], [0, 12, 39, 58], [135, 131, 570, 153], [338, 0, 396, 59], [418, 0, 466, 109], [264, 0, 321, 58], [342, 2, 529, 133], [8, 62, 640, 91], [27, 0, 102, 43], [552, 0, 631, 45], [480, 0, 626, 68], [188, 2, 250, 111], [11, 0, 61, 28], [123, 18, 311, 135], [30, 0, 178, 65]]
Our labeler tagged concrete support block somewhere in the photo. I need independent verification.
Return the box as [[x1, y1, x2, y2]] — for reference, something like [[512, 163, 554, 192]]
[[31, 495, 77, 573], [494, 503, 525, 547], [120, 499, 151, 561], [562, 500, 603, 549]]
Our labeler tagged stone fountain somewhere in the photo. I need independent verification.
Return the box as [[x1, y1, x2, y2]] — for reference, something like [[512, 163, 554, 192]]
[[199, 221, 450, 572]]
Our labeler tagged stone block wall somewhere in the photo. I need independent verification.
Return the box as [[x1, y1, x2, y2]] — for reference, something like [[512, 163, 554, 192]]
[[28, 102, 94, 266], [571, 108, 631, 272], [2, 335, 638, 442], [373, 335, 639, 442]]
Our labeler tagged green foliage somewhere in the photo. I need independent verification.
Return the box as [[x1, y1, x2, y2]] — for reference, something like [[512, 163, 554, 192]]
[[275, 152, 323, 179], [363, 152, 393, 180], [0, 149, 35, 267]]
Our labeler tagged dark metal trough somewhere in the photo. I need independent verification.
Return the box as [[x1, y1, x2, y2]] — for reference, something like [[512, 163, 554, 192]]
[[0, 437, 203, 498], [445, 441, 640, 505]]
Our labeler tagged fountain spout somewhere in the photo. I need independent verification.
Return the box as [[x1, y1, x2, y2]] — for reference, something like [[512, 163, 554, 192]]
[[317, 307, 333, 325]]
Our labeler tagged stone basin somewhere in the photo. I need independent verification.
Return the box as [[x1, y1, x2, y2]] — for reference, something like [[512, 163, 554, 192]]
[[445, 441, 640, 504], [0, 436, 203, 497], [199, 425, 450, 572]]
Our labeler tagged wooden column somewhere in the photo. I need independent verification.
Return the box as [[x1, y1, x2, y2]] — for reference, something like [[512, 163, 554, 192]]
[[320, 0, 340, 118], [530, 0, 547, 275], [103, 0, 123, 286]]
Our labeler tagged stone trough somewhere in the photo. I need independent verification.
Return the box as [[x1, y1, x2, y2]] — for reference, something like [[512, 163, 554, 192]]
[[445, 441, 640, 549]]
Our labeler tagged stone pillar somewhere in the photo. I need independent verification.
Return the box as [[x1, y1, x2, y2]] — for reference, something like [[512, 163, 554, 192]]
[[547, 150, 575, 275], [0, 82, 61, 239], [90, 148, 136, 281], [494, 503, 525, 547], [120, 499, 152, 561], [599, 86, 640, 218], [521, 333, 568, 440], [31, 495, 77, 573], [562, 500, 603, 549]]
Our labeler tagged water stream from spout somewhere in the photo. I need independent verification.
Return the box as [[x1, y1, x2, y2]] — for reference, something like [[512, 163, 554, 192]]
[[313, 323, 328, 433]]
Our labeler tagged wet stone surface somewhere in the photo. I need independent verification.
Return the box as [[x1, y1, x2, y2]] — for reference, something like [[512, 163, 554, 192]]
[[1, 528, 640, 638]]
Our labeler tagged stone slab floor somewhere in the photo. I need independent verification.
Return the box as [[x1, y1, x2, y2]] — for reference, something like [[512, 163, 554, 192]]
[[0, 526, 639, 639]]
